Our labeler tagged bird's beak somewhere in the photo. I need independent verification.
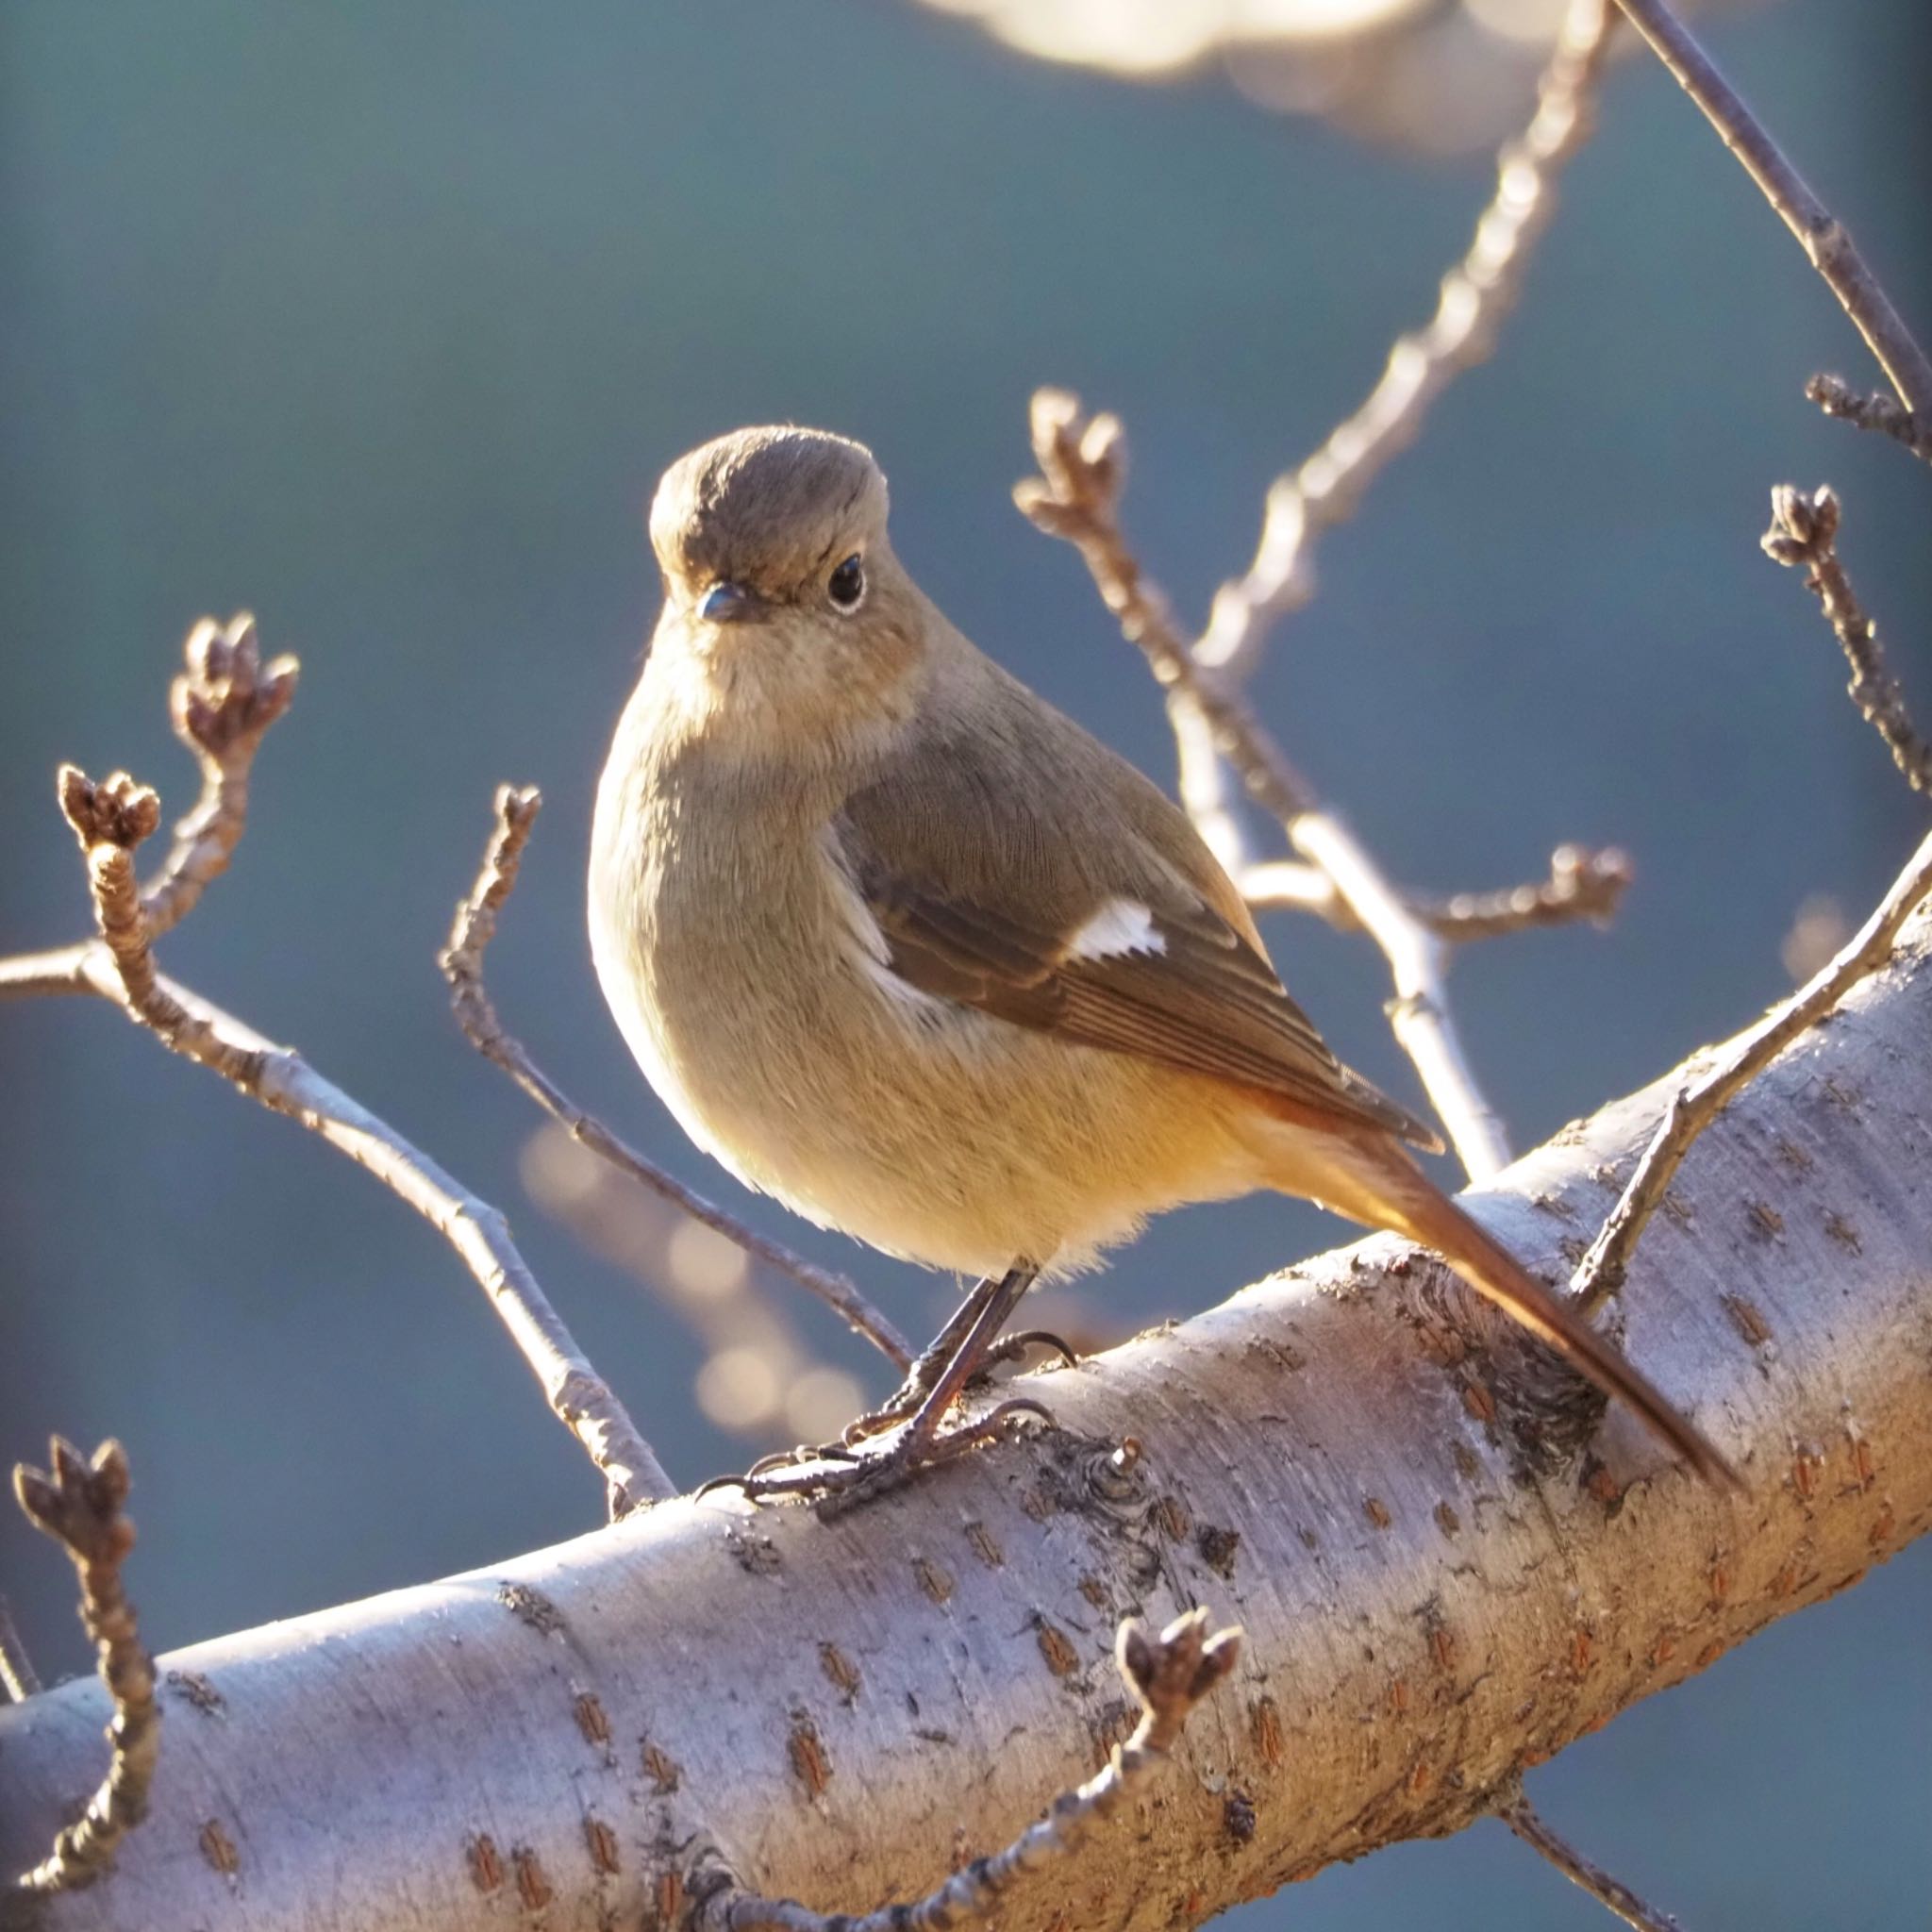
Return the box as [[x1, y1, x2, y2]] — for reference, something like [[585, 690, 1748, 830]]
[[699, 580, 763, 625]]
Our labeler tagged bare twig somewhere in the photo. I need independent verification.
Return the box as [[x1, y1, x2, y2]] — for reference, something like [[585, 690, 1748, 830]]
[[1017, 395, 1314, 825], [139, 614, 300, 940], [1574, 824, 1932, 1314], [691, 1609, 1242, 1932], [1241, 842, 1632, 942], [1806, 374, 1928, 461], [0, 942, 94, 1001], [1574, 491, 1932, 1311], [1498, 1791, 1683, 1932], [0, 610, 293, 1002], [1171, 0, 1621, 875], [0, 1596, 41, 1704], [1195, 0, 1621, 680], [1611, 0, 1932, 416], [441, 787, 913, 1372], [9, 1439, 158, 1896], [35, 763, 675, 1514], [1019, 391, 1510, 1180], [1761, 486, 1932, 796]]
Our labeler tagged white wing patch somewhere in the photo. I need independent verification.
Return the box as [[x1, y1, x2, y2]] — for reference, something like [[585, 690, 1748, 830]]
[[1066, 897, 1165, 961]]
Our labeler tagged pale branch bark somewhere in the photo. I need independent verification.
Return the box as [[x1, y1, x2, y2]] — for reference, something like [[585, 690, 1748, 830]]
[[9, 1441, 158, 1899], [691, 1611, 1241, 1932], [0, 1599, 40, 1706], [1194, 0, 1620, 682], [5, 902, 1929, 1932], [1571, 825, 1932, 1317], [1496, 1793, 1683, 1932], [1240, 842, 1631, 942], [1805, 374, 1928, 462], [441, 786, 913, 1372], [24, 764, 674, 1517], [1018, 391, 1511, 1180], [1760, 486, 1932, 796], [1611, 0, 1932, 416], [138, 614, 299, 941]]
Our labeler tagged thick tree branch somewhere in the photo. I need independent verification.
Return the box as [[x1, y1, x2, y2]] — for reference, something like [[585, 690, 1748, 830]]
[[1019, 391, 1511, 1179], [24, 761, 675, 1516], [1760, 486, 1932, 796], [9, 1440, 158, 1899], [691, 1611, 1241, 1932], [1611, 0, 1932, 415], [5, 896, 1928, 1932], [441, 786, 913, 1372]]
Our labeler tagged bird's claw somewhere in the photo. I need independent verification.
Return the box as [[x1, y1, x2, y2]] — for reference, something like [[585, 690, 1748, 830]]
[[969, 1328, 1079, 1383], [838, 1332, 1079, 1447], [702, 1398, 1056, 1516]]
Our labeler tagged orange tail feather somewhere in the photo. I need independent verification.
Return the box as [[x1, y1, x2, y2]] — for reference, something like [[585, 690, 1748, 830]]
[[1260, 1122, 1740, 1489]]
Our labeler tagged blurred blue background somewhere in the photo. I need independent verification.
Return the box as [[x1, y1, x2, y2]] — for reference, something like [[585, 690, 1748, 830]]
[[2, 1, 1927, 1924]]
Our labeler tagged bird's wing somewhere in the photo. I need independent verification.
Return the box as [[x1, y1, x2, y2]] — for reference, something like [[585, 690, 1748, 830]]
[[833, 660, 1441, 1152]]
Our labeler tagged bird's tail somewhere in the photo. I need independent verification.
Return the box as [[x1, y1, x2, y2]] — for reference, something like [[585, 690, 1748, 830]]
[[1258, 1124, 1740, 1490]]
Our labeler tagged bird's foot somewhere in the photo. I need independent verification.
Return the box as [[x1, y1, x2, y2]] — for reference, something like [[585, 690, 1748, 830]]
[[698, 1398, 1055, 1516], [969, 1327, 1079, 1387], [839, 1330, 1079, 1448]]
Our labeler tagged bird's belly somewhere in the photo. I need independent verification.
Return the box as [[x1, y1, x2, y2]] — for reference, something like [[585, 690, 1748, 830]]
[[596, 904, 1258, 1276]]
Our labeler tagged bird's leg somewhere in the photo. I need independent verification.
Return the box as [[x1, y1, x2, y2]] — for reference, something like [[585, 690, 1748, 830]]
[[838, 1267, 1041, 1446], [873, 1260, 1041, 1442], [841, 1274, 1081, 1444], [703, 1262, 1054, 1509]]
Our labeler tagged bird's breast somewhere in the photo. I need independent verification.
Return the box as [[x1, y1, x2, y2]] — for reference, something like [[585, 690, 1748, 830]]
[[587, 721, 1263, 1274]]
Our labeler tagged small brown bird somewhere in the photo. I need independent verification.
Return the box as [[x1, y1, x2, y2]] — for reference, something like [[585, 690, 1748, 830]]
[[590, 425, 1733, 1501]]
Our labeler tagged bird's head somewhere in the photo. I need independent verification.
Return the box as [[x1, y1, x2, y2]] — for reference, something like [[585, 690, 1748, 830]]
[[644, 426, 928, 752]]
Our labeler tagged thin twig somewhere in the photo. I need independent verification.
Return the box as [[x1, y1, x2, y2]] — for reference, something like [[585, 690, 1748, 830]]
[[0, 1595, 42, 1704], [1611, 0, 1932, 415], [1195, 0, 1621, 680], [691, 1608, 1241, 1932], [139, 614, 300, 940], [1761, 486, 1931, 795], [36, 764, 675, 1515], [1171, 0, 1621, 873], [1240, 842, 1632, 942], [1498, 1791, 1684, 1932], [0, 941, 94, 1001], [1573, 824, 1932, 1315], [1806, 374, 1928, 462], [1018, 391, 1510, 1180], [9, 1439, 158, 1896], [1017, 395, 1315, 826], [441, 787, 913, 1373]]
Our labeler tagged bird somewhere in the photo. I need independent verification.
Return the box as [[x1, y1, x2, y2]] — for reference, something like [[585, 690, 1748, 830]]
[[588, 424, 1735, 1504]]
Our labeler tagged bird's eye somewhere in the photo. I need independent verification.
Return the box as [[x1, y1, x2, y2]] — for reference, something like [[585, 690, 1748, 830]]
[[827, 554, 866, 612]]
